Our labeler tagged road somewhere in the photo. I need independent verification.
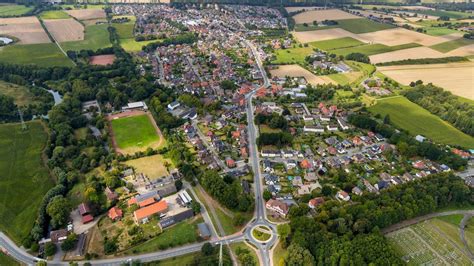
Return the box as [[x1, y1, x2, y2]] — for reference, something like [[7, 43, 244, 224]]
[[192, 120, 229, 171]]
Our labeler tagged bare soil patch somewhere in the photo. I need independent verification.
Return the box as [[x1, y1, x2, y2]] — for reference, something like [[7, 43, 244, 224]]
[[44, 18, 84, 42], [370, 47, 445, 64], [293, 9, 359, 24], [294, 28, 368, 43], [90, 54, 116, 65], [66, 9, 106, 20], [378, 62, 474, 100], [0, 16, 50, 44], [359, 28, 461, 46], [446, 44, 474, 57], [270, 64, 330, 86]]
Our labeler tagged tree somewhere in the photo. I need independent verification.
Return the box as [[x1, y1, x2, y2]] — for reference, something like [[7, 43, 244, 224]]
[[201, 243, 214, 256], [285, 244, 315, 266], [44, 242, 57, 257], [175, 179, 183, 191], [46, 196, 72, 229], [61, 234, 78, 251], [191, 201, 201, 214], [263, 190, 272, 201], [383, 114, 391, 125]]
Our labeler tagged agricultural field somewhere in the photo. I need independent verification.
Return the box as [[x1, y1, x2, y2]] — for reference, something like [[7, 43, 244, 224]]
[[431, 38, 474, 53], [0, 80, 40, 106], [378, 62, 474, 100], [0, 121, 54, 244], [0, 4, 33, 16], [39, 10, 70, 20], [0, 16, 50, 44], [61, 24, 111, 52], [109, 113, 162, 154], [335, 18, 396, 34], [414, 9, 471, 19], [125, 154, 173, 180], [269, 64, 331, 86], [292, 9, 358, 24], [309, 37, 365, 51], [0, 43, 74, 67], [331, 43, 420, 57], [66, 8, 106, 20], [369, 47, 445, 64], [359, 28, 461, 46], [387, 216, 472, 265], [293, 28, 365, 44], [369, 96, 474, 148], [44, 18, 84, 42], [272, 45, 314, 64]]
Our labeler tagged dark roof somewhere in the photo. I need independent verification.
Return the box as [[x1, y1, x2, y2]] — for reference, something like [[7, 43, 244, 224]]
[[157, 184, 178, 197], [159, 217, 176, 229], [78, 203, 90, 216], [50, 229, 68, 243], [135, 191, 159, 203], [197, 223, 211, 238]]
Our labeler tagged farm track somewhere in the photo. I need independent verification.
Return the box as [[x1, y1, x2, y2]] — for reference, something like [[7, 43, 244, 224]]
[[460, 214, 474, 259]]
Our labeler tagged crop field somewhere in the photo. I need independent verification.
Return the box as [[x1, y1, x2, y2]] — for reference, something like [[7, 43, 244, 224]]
[[0, 4, 33, 16], [378, 62, 474, 100], [0, 121, 54, 244], [61, 24, 111, 52], [0, 43, 73, 67], [0, 16, 50, 44], [66, 9, 106, 20], [292, 9, 358, 24], [294, 28, 366, 43], [109, 112, 163, 154], [335, 18, 396, 34], [331, 43, 420, 57], [39, 10, 70, 19], [309, 37, 366, 51], [359, 28, 461, 46], [369, 96, 474, 148], [270, 64, 331, 86], [431, 38, 474, 53], [272, 46, 314, 64], [387, 218, 472, 265], [423, 27, 460, 36], [369, 47, 445, 64], [44, 18, 84, 42], [125, 154, 172, 180]]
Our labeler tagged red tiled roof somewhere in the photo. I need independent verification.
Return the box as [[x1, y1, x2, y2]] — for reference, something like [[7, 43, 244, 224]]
[[82, 214, 94, 224], [138, 197, 156, 208], [108, 207, 123, 220], [134, 201, 168, 221]]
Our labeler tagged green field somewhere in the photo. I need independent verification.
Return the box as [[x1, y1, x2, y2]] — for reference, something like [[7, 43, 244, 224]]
[[0, 121, 54, 244], [272, 46, 314, 64], [430, 38, 474, 53], [0, 252, 20, 266], [309, 37, 365, 51], [335, 18, 396, 34], [0, 80, 38, 106], [294, 23, 336, 32], [0, 4, 33, 16], [112, 16, 160, 52], [369, 96, 474, 148], [331, 43, 420, 57], [110, 114, 159, 149], [0, 43, 74, 67], [415, 9, 471, 19], [424, 27, 459, 36], [62, 24, 112, 52], [39, 10, 71, 19]]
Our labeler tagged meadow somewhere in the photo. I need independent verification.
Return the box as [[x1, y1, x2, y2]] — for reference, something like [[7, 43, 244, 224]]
[[0, 4, 33, 16], [125, 154, 172, 180], [272, 46, 314, 64], [331, 43, 420, 57], [334, 18, 396, 34], [112, 16, 160, 52], [39, 10, 71, 19], [309, 37, 365, 51], [110, 114, 160, 150], [430, 38, 474, 53], [61, 24, 112, 52], [369, 96, 474, 148], [0, 43, 74, 67], [415, 9, 470, 19], [0, 121, 54, 244], [0, 80, 39, 106]]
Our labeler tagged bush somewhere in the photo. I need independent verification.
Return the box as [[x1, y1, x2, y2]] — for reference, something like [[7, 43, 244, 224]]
[[345, 52, 370, 63], [44, 242, 57, 257]]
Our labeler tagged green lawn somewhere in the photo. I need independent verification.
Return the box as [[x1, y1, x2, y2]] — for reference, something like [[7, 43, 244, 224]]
[[331, 43, 420, 57], [110, 114, 159, 150], [336, 18, 396, 34], [369, 96, 474, 148], [0, 252, 20, 266], [430, 38, 474, 53], [0, 43, 74, 67], [272, 46, 314, 64], [437, 214, 464, 227], [0, 80, 39, 106], [252, 227, 271, 241], [309, 37, 365, 51], [0, 121, 54, 244], [0, 4, 33, 16], [230, 242, 259, 264], [62, 24, 112, 52], [39, 10, 71, 19]]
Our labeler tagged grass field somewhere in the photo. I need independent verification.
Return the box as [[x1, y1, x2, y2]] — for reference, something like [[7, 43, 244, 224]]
[[369, 96, 474, 148], [437, 214, 464, 226], [0, 4, 33, 16], [331, 43, 421, 57], [112, 16, 159, 52], [272, 241, 287, 266], [309, 37, 365, 51], [0, 80, 38, 106], [294, 23, 332, 32], [110, 114, 160, 150], [388, 217, 472, 265], [61, 24, 111, 52], [424, 27, 460, 36], [0, 43, 74, 67], [272, 46, 314, 64], [0, 121, 54, 244], [125, 154, 172, 180], [466, 217, 474, 252], [0, 252, 20, 266], [335, 18, 396, 34], [430, 38, 474, 53], [39, 10, 70, 19], [415, 9, 471, 19]]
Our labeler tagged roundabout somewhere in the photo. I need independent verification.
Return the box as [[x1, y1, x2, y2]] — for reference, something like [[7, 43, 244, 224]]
[[251, 225, 272, 243]]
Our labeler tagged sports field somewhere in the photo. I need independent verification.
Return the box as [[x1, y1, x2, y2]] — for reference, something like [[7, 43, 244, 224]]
[[0, 43, 73, 67], [369, 96, 474, 148], [110, 113, 162, 154], [61, 24, 112, 52], [0, 4, 33, 16], [387, 216, 472, 265], [0, 121, 54, 244]]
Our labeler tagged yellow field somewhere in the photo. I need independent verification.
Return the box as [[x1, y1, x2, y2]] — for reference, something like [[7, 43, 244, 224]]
[[378, 62, 474, 100], [293, 9, 358, 24], [293, 28, 367, 44], [0, 16, 50, 44], [270, 65, 331, 85], [44, 19, 84, 42], [369, 47, 445, 64], [125, 154, 173, 180], [359, 28, 462, 46]]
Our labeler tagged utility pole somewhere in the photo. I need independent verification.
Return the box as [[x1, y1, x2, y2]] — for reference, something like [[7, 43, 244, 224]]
[[218, 243, 223, 266], [18, 108, 27, 130]]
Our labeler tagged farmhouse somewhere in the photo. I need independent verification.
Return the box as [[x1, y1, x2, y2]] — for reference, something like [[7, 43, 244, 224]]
[[159, 209, 195, 229], [122, 101, 148, 111], [134, 200, 169, 224], [108, 206, 123, 221]]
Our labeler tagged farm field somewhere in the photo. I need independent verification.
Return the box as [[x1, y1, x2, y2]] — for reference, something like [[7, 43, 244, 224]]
[[378, 62, 474, 100], [369, 96, 474, 148], [359, 28, 461, 46], [0, 16, 50, 44], [39, 10, 70, 19], [0, 43, 74, 67], [66, 8, 106, 20], [293, 28, 366, 43], [0, 80, 40, 106], [61, 24, 111, 52], [269, 64, 331, 85], [0, 4, 33, 16], [387, 217, 472, 265], [44, 18, 84, 42], [125, 154, 173, 180], [423, 27, 460, 36], [292, 9, 358, 24], [369, 47, 445, 64], [334, 18, 396, 34], [415, 9, 471, 19], [272, 46, 314, 64], [331, 43, 420, 57], [431, 38, 474, 53], [309, 37, 365, 51], [109, 113, 162, 154], [0, 121, 54, 244]]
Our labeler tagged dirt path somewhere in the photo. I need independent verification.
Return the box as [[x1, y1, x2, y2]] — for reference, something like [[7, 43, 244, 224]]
[[460, 214, 474, 259]]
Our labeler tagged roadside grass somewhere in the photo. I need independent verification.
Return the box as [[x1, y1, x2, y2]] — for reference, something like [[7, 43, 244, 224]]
[[466, 217, 474, 252], [0, 4, 33, 16], [437, 214, 464, 226], [0, 252, 20, 266], [272, 241, 287, 266], [430, 38, 474, 53], [0, 43, 74, 67], [110, 114, 159, 150], [309, 37, 365, 51], [335, 18, 396, 34], [39, 10, 71, 19], [62, 24, 112, 52], [272, 46, 314, 64], [368, 96, 474, 148], [331, 43, 420, 57], [230, 242, 259, 264], [0, 80, 40, 106], [0, 121, 54, 244]]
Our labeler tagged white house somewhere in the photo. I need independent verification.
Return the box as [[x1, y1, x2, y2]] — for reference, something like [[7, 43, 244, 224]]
[[167, 101, 180, 110], [303, 125, 324, 133], [336, 190, 350, 201]]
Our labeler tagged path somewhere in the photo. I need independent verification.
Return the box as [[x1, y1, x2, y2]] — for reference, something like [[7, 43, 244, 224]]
[[460, 213, 474, 258]]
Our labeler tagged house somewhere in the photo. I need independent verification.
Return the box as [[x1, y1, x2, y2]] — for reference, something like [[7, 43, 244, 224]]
[[128, 191, 160, 207], [300, 159, 312, 169], [78, 203, 94, 224], [291, 176, 303, 187], [336, 190, 350, 201], [308, 197, 325, 209], [465, 177, 474, 188], [261, 150, 279, 158], [265, 174, 279, 185], [197, 223, 211, 239], [167, 101, 180, 110], [262, 160, 274, 173], [375, 134, 384, 142], [266, 199, 289, 217], [298, 183, 320, 195], [286, 160, 297, 169], [159, 209, 194, 229], [50, 229, 68, 243], [303, 125, 324, 133], [327, 124, 338, 132], [352, 187, 363, 196], [108, 206, 123, 221], [226, 158, 236, 168], [157, 184, 178, 197], [337, 117, 349, 130], [105, 187, 118, 201], [242, 180, 251, 194], [134, 200, 168, 224], [122, 101, 148, 111]]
